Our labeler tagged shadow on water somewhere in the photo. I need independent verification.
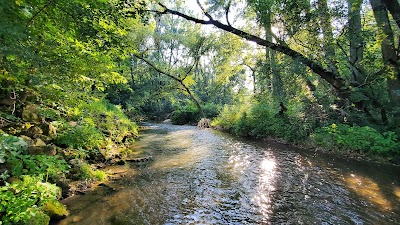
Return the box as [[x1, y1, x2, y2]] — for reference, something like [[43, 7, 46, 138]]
[[54, 123, 400, 225]]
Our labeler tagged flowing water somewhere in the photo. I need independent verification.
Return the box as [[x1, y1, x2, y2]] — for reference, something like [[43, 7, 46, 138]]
[[55, 123, 400, 224]]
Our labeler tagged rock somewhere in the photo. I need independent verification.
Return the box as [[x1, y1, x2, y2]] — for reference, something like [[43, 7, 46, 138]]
[[44, 145, 57, 156], [41, 200, 69, 220], [71, 216, 83, 223], [22, 104, 40, 123], [33, 138, 46, 147], [24, 126, 43, 138], [36, 134, 52, 143], [48, 123, 57, 137], [68, 121, 78, 127], [20, 135, 33, 146], [163, 119, 172, 124], [28, 146, 45, 155], [126, 156, 153, 163], [104, 165, 129, 175], [41, 122, 57, 138]]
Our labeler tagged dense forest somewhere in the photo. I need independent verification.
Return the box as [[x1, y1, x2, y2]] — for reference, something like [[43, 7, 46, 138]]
[[1, 0, 399, 224]]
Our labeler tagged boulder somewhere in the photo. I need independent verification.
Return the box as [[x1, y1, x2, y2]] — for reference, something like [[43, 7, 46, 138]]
[[27, 138, 47, 155], [33, 138, 46, 147], [22, 104, 40, 123], [44, 145, 57, 156], [48, 123, 57, 138], [20, 135, 33, 146], [24, 126, 43, 138]]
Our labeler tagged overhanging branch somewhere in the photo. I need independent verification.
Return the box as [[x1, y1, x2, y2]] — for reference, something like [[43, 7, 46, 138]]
[[157, 3, 348, 96], [133, 53, 204, 116]]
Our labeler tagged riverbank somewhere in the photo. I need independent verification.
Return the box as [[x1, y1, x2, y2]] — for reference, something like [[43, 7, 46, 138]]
[[211, 122, 400, 166]]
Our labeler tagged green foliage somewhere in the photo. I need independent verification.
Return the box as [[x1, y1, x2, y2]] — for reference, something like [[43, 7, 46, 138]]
[[41, 200, 69, 219], [171, 105, 200, 125], [0, 175, 61, 224], [202, 103, 221, 119], [0, 134, 69, 181], [55, 98, 138, 146], [78, 162, 107, 182], [212, 102, 313, 143], [54, 123, 104, 150], [312, 124, 400, 154], [20, 208, 50, 225]]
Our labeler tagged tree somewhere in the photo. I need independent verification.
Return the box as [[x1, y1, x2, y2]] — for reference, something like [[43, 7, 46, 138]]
[[370, 0, 400, 106]]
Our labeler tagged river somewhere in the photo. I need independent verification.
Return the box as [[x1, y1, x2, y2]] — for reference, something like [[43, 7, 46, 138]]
[[54, 123, 400, 224]]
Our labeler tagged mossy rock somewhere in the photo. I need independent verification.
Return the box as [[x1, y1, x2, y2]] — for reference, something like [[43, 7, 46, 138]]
[[24, 126, 43, 138], [22, 104, 41, 123], [42, 200, 69, 220], [21, 208, 50, 225]]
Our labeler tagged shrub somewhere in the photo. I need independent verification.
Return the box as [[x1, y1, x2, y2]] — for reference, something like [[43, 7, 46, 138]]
[[54, 123, 104, 150], [79, 162, 107, 182], [0, 175, 62, 224], [312, 124, 400, 154], [171, 105, 200, 125], [0, 134, 69, 181], [211, 104, 242, 132], [212, 102, 314, 143], [202, 103, 220, 119]]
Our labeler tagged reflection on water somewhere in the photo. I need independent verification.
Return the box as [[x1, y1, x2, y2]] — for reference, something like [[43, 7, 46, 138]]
[[55, 123, 400, 225], [345, 174, 393, 211], [252, 157, 276, 222]]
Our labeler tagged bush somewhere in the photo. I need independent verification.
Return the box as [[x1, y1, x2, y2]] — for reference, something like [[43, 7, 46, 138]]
[[312, 124, 400, 154], [212, 102, 314, 143], [0, 134, 69, 181], [0, 175, 62, 224], [211, 104, 242, 132], [79, 162, 107, 182], [171, 105, 200, 125], [202, 103, 220, 119], [54, 123, 104, 150]]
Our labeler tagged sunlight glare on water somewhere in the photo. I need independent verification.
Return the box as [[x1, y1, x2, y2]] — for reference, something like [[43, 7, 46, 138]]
[[252, 156, 277, 222]]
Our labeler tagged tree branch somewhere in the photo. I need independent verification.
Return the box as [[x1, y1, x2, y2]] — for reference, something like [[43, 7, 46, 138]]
[[225, 1, 232, 27], [196, 0, 213, 21], [157, 3, 348, 97], [133, 53, 204, 116], [27, 0, 55, 26]]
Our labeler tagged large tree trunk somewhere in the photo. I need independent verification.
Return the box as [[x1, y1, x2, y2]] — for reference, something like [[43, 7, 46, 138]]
[[317, 0, 339, 75], [381, 0, 400, 28], [370, 0, 400, 106], [264, 19, 284, 98], [348, 0, 364, 83]]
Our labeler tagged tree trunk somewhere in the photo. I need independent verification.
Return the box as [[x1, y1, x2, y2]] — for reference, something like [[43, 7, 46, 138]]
[[381, 0, 400, 28], [317, 0, 339, 75], [130, 54, 135, 88], [348, 0, 364, 83], [370, 0, 400, 106]]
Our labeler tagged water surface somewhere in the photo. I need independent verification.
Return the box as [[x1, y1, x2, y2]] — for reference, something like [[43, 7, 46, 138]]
[[55, 123, 400, 224]]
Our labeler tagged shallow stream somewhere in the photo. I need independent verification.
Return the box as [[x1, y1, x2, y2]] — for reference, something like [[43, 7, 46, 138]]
[[55, 123, 400, 224]]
